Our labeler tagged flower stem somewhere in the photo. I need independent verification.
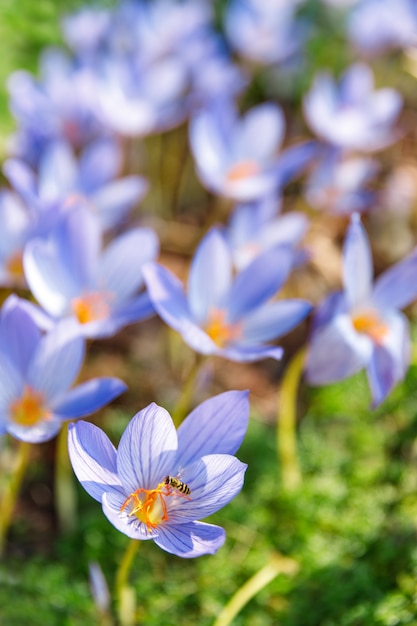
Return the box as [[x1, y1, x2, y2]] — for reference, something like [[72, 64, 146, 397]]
[[0, 439, 31, 556], [115, 538, 140, 626], [171, 355, 206, 427], [55, 422, 77, 534], [212, 553, 299, 626], [277, 347, 306, 492]]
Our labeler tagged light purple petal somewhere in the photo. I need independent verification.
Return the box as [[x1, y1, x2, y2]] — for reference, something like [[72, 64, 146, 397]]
[[217, 343, 283, 362], [26, 319, 85, 400], [236, 103, 285, 161], [68, 420, 120, 502], [98, 227, 159, 301], [38, 140, 77, 202], [242, 299, 312, 343], [0, 295, 41, 374], [143, 262, 194, 332], [188, 228, 232, 324], [227, 246, 293, 321], [177, 390, 249, 468], [154, 521, 225, 557], [78, 138, 122, 191], [373, 247, 417, 311], [53, 378, 127, 418], [117, 404, 178, 493], [92, 176, 149, 230], [343, 214, 373, 309], [7, 419, 62, 443]]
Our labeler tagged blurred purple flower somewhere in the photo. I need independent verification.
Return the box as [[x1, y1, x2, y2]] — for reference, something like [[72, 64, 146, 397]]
[[348, 0, 417, 56], [7, 48, 103, 164], [225, 0, 306, 66], [0, 295, 126, 443], [305, 214, 417, 406], [4, 138, 148, 231], [303, 63, 402, 151], [305, 149, 378, 214], [143, 228, 311, 362], [61, 8, 111, 58], [227, 197, 309, 270], [189, 100, 315, 201], [23, 205, 159, 338], [0, 190, 36, 287], [68, 390, 249, 557]]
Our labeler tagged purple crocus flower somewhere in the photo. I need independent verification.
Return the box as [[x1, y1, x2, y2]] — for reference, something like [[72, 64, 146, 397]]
[[305, 149, 378, 214], [348, 0, 417, 57], [189, 99, 315, 201], [23, 204, 159, 338], [68, 390, 248, 557], [143, 228, 311, 362], [227, 197, 309, 270], [303, 63, 402, 152], [0, 295, 126, 443], [0, 190, 36, 287], [305, 214, 417, 406], [4, 138, 148, 231]]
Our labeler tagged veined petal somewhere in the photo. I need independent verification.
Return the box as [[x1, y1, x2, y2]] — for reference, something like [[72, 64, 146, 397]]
[[188, 228, 232, 323], [168, 454, 247, 523], [68, 420, 120, 502], [177, 390, 249, 468], [26, 319, 85, 400], [98, 228, 159, 301], [373, 247, 417, 311], [343, 214, 373, 309], [117, 403, 178, 493], [227, 246, 293, 321], [154, 521, 225, 558], [52, 377, 127, 418], [242, 299, 312, 342]]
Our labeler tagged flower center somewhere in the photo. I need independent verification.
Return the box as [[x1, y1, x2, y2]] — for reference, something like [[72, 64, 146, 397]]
[[71, 291, 113, 324], [351, 309, 389, 344], [226, 160, 260, 182], [205, 308, 242, 347], [120, 478, 191, 530], [10, 386, 50, 427], [5, 250, 24, 278]]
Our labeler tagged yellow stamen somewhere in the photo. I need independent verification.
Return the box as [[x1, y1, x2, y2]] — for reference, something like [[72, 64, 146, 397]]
[[120, 480, 191, 530], [351, 309, 389, 344], [71, 291, 113, 324], [5, 250, 24, 278], [205, 309, 242, 348], [10, 386, 50, 427], [226, 160, 260, 182]]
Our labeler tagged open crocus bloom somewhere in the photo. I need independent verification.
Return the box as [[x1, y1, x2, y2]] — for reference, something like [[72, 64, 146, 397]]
[[143, 227, 311, 362], [306, 214, 417, 406], [68, 390, 249, 558]]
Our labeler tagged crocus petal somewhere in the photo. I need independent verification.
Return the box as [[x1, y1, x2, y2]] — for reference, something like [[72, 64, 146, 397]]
[[373, 247, 417, 311], [0, 295, 41, 374], [76, 294, 155, 339], [236, 103, 285, 161], [227, 246, 293, 321], [117, 403, 178, 493], [0, 353, 24, 415], [26, 319, 85, 400], [367, 311, 410, 407], [92, 176, 149, 231], [177, 390, 249, 468], [188, 228, 232, 324], [217, 343, 283, 362], [143, 263, 194, 332], [53, 377, 127, 418], [68, 420, 120, 502], [242, 299, 312, 342], [343, 214, 373, 310], [102, 491, 157, 539], [305, 313, 372, 385], [98, 227, 159, 301], [274, 141, 318, 189], [153, 521, 225, 558], [7, 419, 62, 443], [78, 138, 122, 191], [168, 454, 247, 523], [38, 140, 77, 202]]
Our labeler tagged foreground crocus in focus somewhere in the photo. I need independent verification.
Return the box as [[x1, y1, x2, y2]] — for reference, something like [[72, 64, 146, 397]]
[[306, 214, 417, 406], [143, 227, 312, 362], [0, 295, 127, 443], [68, 390, 249, 557]]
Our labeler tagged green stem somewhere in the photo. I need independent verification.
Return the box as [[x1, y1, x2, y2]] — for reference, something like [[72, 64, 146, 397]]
[[212, 553, 299, 626], [0, 439, 31, 556], [55, 422, 77, 534], [115, 539, 140, 626], [171, 355, 207, 428], [277, 348, 306, 492]]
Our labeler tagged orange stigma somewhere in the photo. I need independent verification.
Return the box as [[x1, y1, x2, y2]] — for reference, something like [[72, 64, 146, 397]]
[[10, 386, 50, 427], [226, 160, 260, 183], [5, 250, 24, 278], [71, 291, 113, 324], [351, 309, 389, 344], [120, 480, 191, 530], [205, 308, 242, 347]]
